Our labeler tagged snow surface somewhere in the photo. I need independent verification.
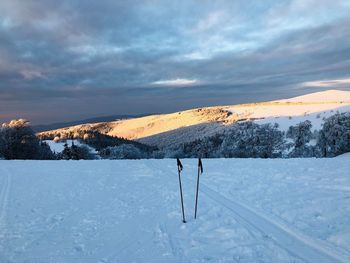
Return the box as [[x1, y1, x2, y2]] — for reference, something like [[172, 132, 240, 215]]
[[254, 105, 350, 131], [228, 90, 350, 131], [1, 158, 350, 262], [336, 152, 350, 158], [279, 90, 350, 103]]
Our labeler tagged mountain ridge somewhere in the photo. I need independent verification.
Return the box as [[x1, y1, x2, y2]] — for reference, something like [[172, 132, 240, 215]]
[[38, 90, 350, 148], [32, 114, 152, 132]]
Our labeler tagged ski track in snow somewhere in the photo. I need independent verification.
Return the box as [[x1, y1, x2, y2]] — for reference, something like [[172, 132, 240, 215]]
[[0, 166, 12, 263], [198, 183, 345, 263], [154, 163, 347, 263], [0, 167, 11, 229]]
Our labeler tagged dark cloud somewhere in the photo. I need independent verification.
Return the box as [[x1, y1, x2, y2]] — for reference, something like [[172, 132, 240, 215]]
[[0, 0, 350, 124]]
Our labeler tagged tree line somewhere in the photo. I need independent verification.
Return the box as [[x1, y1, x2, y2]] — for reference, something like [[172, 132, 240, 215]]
[[169, 112, 350, 159], [1, 112, 350, 160], [0, 119, 157, 160]]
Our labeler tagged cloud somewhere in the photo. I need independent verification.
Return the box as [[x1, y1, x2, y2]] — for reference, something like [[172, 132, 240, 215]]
[[192, 10, 227, 33], [301, 78, 350, 88], [0, 0, 350, 124], [152, 78, 199, 87], [19, 69, 45, 80]]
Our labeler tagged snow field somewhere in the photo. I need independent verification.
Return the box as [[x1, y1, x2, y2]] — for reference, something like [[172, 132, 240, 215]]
[[0, 158, 350, 262]]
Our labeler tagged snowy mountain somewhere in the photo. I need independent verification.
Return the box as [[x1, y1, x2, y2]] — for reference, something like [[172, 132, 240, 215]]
[[38, 90, 350, 148], [233, 89, 350, 132]]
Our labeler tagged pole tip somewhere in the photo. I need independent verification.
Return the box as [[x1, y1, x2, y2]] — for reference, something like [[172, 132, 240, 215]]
[[182, 220, 186, 223]]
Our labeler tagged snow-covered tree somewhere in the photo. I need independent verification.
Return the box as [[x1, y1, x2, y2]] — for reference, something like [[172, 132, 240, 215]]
[[100, 144, 144, 159], [172, 122, 284, 158], [316, 113, 350, 157], [59, 142, 94, 160], [219, 122, 284, 158], [181, 133, 224, 158], [83, 133, 90, 140], [38, 141, 56, 160], [0, 119, 54, 159], [286, 120, 314, 157]]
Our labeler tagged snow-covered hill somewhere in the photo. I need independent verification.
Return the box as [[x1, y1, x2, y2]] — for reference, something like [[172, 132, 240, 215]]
[[278, 89, 350, 103], [1, 158, 350, 262], [230, 90, 350, 131], [38, 90, 350, 148]]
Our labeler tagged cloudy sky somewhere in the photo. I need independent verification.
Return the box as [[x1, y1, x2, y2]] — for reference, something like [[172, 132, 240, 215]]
[[1, 0, 350, 124]]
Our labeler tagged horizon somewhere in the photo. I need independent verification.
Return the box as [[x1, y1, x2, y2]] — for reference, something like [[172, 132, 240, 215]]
[[32, 88, 350, 127], [4, 88, 349, 127], [1, 0, 350, 125]]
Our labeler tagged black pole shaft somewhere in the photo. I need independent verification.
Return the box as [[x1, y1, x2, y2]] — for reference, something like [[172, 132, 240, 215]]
[[194, 165, 200, 219], [178, 167, 186, 223]]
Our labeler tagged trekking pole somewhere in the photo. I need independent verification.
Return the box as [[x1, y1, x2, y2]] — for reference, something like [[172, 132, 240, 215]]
[[177, 158, 186, 223], [194, 158, 203, 219]]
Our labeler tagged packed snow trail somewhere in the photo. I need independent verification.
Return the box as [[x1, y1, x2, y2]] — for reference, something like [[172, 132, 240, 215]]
[[1, 159, 350, 262], [0, 167, 11, 223], [153, 160, 350, 262], [156, 162, 348, 263], [198, 183, 345, 263], [0, 167, 11, 229], [0, 167, 12, 263]]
